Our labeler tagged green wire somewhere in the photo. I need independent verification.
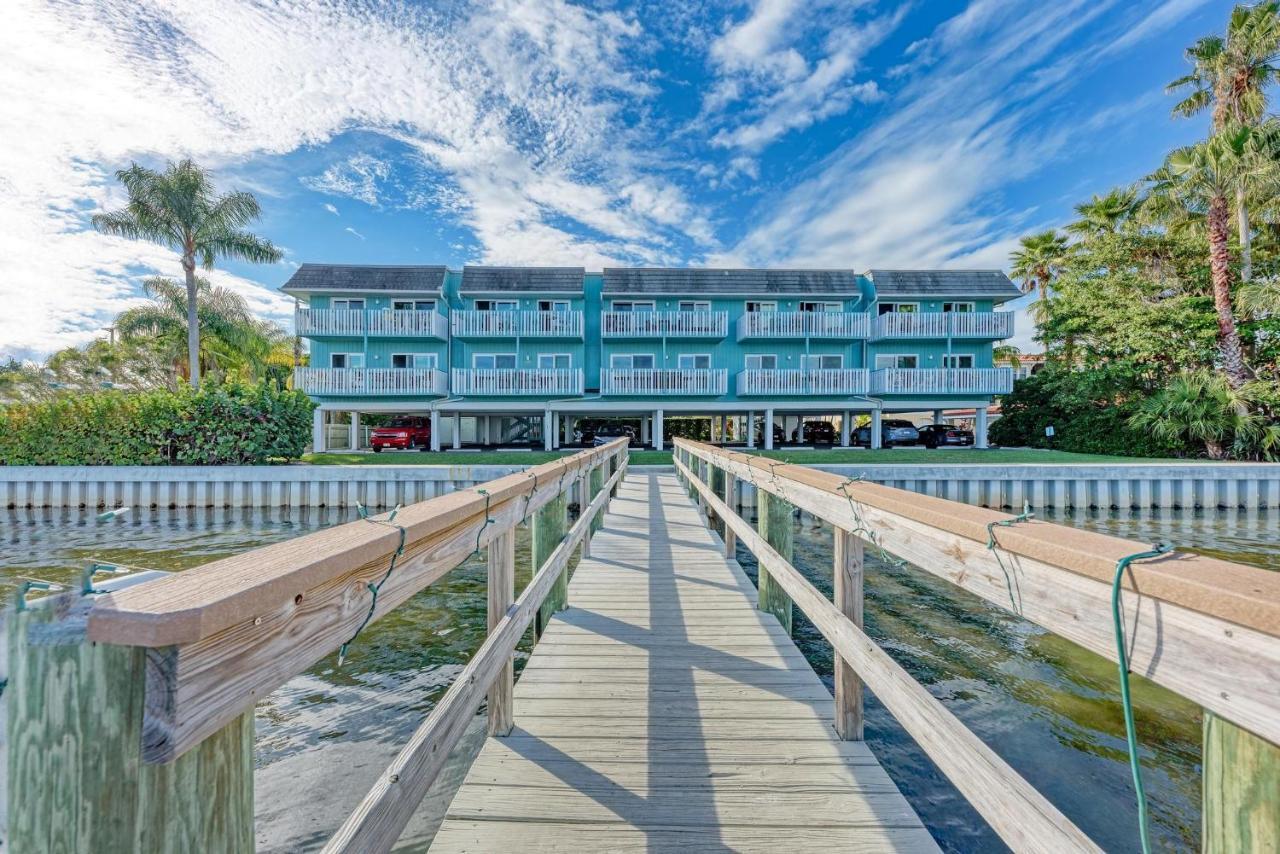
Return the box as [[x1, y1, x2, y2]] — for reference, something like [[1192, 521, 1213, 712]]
[[1111, 542, 1172, 854]]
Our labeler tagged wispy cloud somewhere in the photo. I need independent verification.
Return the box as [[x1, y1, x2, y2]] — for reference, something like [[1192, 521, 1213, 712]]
[[302, 154, 390, 206], [323, 203, 339, 215], [344, 226, 365, 241]]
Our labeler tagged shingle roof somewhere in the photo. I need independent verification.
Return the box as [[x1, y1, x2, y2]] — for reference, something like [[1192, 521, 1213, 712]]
[[867, 270, 1021, 302], [281, 264, 447, 292], [460, 266, 585, 292], [603, 268, 862, 295]]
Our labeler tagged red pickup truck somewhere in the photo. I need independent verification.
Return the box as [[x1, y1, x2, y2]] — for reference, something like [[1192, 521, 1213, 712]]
[[370, 416, 432, 451]]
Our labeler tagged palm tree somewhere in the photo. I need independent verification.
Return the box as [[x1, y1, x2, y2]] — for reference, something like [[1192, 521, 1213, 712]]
[[1130, 370, 1280, 459], [92, 159, 282, 388], [116, 276, 286, 381], [1065, 186, 1139, 238], [1009, 230, 1070, 301], [1168, 2, 1280, 281]]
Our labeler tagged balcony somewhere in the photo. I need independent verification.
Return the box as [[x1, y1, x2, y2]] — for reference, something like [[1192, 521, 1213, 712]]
[[451, 368, 583, 396], [451, 310, 583, 338], [736, 312, 870, 340], [602, 311, 728, 338], [601, 369, 728, 396], [294, 367, 448, 396], [736, 369, 870, 396], [870, 368, 1013, 395], [872, 312, 1013, 340], [296, 309, 448, 339]]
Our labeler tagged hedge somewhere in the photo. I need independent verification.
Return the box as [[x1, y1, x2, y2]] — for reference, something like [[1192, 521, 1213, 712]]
[[0, 382, 315, 465]]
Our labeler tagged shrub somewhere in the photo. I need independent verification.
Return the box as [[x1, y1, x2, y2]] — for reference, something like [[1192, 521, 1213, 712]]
[[0, 382, 315, 465]]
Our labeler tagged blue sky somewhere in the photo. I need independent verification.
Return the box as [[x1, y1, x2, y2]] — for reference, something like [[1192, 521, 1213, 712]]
[[1, 0, 1227, 358]]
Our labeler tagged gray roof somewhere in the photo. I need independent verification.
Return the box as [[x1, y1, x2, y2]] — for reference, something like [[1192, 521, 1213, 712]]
[[461, 266, 585, 293], [603, 268, 862, 295], [867, 270, 1021, 302], [281, 264, 447, 292]]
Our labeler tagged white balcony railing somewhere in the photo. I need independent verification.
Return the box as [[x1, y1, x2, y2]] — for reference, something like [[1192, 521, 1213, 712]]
[[870, 368, 1013, 395], [601, 369, 728, 396], [736, 312, 871, 340], [872, 312, 1013, 340], [450, 311, 583, 338], [602, 311, 728, 338], [735, 369, 870, 396], [294, 368, 448, 396], [296, 309, 448, 338], [451, 368, 583, 396]]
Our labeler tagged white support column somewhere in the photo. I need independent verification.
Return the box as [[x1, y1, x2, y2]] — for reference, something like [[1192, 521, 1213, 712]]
[[870, 410, 883, 449], [840, 410, 851, 447], [976, 406, 990, 449], [653, 409, 664, 450], [563, 415, 574, 446], [640, 416, 650, 444], [349, 412, 359, 451], [747, 411, 757, 448], [543, 410, 553, 451], [430, 409, 441, 451], [764, 408, 774, 450], [552, 414, 562, 450], [933, 409, 945, 426], [312, 408, 326, 453], [796, 418, 806, 444], [452, 412, 462, 450], [480, 415, 490, 446], [719, 415, 727, 444]]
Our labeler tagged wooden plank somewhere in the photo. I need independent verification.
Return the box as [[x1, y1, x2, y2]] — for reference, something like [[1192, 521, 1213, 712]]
[[1203, 711, 1280, 853], [677, 454, 1100, 854], [534, 490, 568, 637], [677, 440, 1280, 747], [486, 529, 514, 737], [758, 489, 794, 634], [724, 471, 738, 558], [834, 529, 864, 740]]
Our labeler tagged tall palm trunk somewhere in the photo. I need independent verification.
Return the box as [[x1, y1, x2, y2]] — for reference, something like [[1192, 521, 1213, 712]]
[[1208, 194, 1250, 388], [182, 251, 201, 389], [1236, 186, 1253, 282]]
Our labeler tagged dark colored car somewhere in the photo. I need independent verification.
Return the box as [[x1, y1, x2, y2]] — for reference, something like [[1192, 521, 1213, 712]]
[[591, 423, 636, 447], [918, 424, 974, 448], [755, 421, 786, 446], [791, 420, 836, 444], [370, 416, 432, 451], [853, 419, 921, 447]]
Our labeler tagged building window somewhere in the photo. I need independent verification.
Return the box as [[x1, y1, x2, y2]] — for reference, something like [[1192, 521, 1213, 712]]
[[392, 299, 436, 312], [677, 354, 711, 370], [538, 300, 570, 312], [801, 354, 843, 369], [391, 353, 438, 369], [943, 354, 975, 369], [473, 353, 517, 370], [744, 354, 778, 370], [330, 352, 365, 369], [745, 301, 777, 313], [537, 353, 571, 369], [678, 300, 711, 312], [475, 299, 518, 311], [800, 302, 841, 313], [943, 302, 975, 313], [877, 302, 919, 315], [874, 354, 918, 369], [612, 301, 655, 312], [332, 298, 366, 311], [610, 354, 656, 370]]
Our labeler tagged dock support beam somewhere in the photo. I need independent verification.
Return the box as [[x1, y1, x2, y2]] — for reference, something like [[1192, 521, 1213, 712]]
[[534, 488, 569, 637], [757, 490, 794, 634], [1203, 712, 1279, 852], [834, 529, 865, 740], [487, 530, 515, 736]]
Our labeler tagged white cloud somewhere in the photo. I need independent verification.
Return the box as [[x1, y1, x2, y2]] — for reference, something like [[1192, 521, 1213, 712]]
[[323, 203, 339, 215], [344, 227, 366, 241], [302, 154, 391, 206]]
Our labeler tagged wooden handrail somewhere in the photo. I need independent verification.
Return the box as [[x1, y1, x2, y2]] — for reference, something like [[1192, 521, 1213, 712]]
[[674, 439, 1280, 748], [675, 453, 1099, 853]]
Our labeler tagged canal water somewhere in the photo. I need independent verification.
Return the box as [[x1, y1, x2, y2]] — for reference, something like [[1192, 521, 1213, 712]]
[[1, 503, 1275, 851]]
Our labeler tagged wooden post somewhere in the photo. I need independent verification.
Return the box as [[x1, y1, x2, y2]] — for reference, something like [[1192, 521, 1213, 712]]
[[834, 529, 865, 740], [534, 489, 569, 637], [1203, 711, 1280, 852], [7, 593, 254, 852], [589, 465, 605, 534], [577, 471, 592, 558], [723, 472, 738, 559], [708, 464, 725, 538], [758, 489, 794, 634], [487, 530, 515, 736]]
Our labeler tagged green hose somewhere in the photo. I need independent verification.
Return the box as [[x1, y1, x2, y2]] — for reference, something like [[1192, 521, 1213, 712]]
[[1110, 542, 1172, 854]]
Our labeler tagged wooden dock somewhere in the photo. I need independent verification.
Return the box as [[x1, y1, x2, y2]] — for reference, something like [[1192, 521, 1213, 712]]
[[429, 472, 937, 852]]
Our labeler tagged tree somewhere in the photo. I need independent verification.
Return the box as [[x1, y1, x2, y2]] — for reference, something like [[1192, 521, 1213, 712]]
[[1066, 186, 1139, 238], [92, 159, 282, 389], [1010, 230, 1070, 301], [1169, 2, 1280, 281], [1129, 370, 1280, 459]]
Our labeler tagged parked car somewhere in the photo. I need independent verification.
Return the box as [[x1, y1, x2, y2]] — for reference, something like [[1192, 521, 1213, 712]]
[[591, 423, 636, 447], [917, 424, 974, 448], [755, 421, 786, 447], [370, 416, 432, 451], [791, 420, 836, 444], [853, 419, 920, 447]]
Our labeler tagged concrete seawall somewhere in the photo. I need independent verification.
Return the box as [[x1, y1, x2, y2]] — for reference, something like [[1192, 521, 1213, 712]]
[[3, 461, 1280, 511]]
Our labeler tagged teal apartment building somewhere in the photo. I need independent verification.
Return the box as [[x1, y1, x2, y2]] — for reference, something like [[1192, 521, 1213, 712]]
[[283, 265, 1019, 451]]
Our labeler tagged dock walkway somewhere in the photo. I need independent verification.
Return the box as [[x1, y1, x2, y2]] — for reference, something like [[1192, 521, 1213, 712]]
[[430, 472, 936, 851]]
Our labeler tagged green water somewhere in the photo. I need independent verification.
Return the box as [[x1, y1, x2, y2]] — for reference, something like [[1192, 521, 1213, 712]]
[[1, 504, 1275, 851]]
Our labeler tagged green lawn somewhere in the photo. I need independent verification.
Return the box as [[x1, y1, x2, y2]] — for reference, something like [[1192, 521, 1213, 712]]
[[302, 446, 1178, 467]]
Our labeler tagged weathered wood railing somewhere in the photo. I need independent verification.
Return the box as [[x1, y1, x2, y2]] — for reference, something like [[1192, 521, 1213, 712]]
[[6, 439, 629, 853], [673, 438, 1280, 854]]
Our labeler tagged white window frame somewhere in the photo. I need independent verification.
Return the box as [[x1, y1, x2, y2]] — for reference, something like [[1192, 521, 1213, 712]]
[[745, 301, 778, 313], [536, 352, 571, 369], [610, 353, 656, 370], [612, 300, 656, 312], [331, 298, 366, 311], [874, 353, 918, 369], [943, 302, 975, 313], [391, 353, 438, 369], [392, 299, 437, 312], [800, 354, 843, 369], [678, 300, 711, 312], [942, 353, 975, 369], [330, 352, 365, 369], [877, 302, 919, 315], [473, 353, 517, 370], [676, 353, 711, 370], [800, 301, 842, 313], [538, 299, 571, 312], [475, 299, 518, 311], [744, 354, 778, 370]]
